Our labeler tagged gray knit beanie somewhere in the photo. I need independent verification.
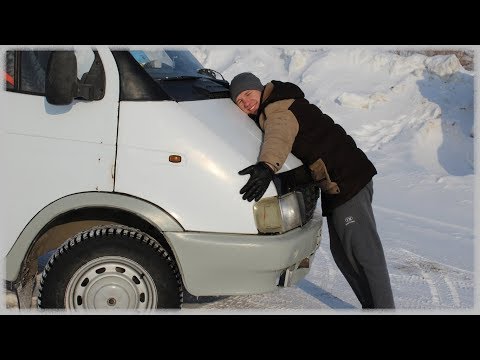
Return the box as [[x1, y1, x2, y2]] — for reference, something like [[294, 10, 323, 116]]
[[230, 72, 264, 102]]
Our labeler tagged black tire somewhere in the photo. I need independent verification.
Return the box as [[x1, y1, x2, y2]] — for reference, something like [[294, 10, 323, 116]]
[[38, 225, 183, 310]]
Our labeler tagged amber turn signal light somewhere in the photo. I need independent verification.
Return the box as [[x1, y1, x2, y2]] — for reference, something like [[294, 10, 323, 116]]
[[169, 155, 182, 163]]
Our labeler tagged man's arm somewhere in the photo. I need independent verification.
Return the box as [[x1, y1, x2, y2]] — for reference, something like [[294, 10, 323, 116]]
[[259, 99, 299, 172]]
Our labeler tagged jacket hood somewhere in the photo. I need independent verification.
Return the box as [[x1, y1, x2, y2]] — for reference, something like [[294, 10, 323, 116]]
[[263, 80, 305, 104]]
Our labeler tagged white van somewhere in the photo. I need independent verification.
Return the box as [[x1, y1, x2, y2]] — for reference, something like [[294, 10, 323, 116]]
[[1, 47, 322, 310]]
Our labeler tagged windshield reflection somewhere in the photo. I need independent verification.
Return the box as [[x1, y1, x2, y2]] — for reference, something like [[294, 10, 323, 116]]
[[130, 49, 207, 80]]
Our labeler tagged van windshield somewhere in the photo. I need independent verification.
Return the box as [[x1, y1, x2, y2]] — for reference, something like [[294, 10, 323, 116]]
[[125, 49, 230, 101], [130, 49, 206, 80]]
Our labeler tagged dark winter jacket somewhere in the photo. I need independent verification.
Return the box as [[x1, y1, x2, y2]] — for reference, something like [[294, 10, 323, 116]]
[[254, 80, 377, 215]]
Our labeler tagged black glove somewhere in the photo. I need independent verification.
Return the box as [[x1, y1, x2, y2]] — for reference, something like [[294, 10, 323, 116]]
[[238, 162, 274, 202]]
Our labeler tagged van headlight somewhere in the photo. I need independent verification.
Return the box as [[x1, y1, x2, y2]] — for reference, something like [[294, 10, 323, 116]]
[[253, 192, 306, 234]]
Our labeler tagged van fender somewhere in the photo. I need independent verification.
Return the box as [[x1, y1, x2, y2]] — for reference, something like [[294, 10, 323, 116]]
[[5, 192, 183, 283]]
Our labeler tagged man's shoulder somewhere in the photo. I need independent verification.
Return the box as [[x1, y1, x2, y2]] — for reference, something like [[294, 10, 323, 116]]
[[269, 80, 305, 100]]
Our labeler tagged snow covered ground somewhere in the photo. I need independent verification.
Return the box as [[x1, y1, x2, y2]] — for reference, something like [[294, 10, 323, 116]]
[[3, 46, 476, 313]]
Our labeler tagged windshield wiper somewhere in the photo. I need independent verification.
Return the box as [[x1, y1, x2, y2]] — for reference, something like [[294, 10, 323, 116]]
[[197, 68, 229, 87], [158, 71, 229, 88], [161, 75, 202, 81], [197, 68, 225, 80]]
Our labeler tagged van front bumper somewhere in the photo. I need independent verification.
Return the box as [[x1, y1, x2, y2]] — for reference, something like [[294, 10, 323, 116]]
[[164, 213, 322, 296]]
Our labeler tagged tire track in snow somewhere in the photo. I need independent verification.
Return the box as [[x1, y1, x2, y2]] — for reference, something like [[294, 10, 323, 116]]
[[412, 262, 440, 306], [387, 248, 473, 309], [444, 276, 461, 307]]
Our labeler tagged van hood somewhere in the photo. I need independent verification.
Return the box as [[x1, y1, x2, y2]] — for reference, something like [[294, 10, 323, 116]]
[[115, 98, 302, 234], [178, 99, 303, 173]]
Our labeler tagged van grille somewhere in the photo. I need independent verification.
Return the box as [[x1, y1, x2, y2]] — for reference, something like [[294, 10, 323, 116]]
[[273, 165, 320, 223], [296, 184, 320, 223]]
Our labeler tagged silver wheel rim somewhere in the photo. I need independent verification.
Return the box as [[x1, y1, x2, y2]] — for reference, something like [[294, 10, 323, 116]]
[[65, 256, 157, 310]]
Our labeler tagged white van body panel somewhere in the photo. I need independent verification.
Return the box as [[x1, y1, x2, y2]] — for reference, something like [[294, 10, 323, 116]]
[[115, 99, 302, 233], [3, 48, 322, 307], [0, 48, 119, 257]]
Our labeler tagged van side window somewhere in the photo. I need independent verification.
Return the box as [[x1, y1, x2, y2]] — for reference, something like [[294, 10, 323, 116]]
[[5, 50, 51, 95], [5, 50, 106, 101], [20, 51, 51, 94], [5, 51, 15, 90]]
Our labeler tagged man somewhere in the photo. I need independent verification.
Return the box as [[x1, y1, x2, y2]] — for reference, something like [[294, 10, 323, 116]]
[[230, 72, 395, 309]]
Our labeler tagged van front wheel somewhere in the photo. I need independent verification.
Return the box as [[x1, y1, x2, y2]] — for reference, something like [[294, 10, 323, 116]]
[[38, 225, 183, 310]]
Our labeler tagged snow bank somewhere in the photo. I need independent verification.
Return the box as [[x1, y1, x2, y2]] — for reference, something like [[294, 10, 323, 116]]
[[425, 55, 463, 77]]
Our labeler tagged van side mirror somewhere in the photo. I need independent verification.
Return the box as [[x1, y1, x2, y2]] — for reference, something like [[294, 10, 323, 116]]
[[45, 51, 78, 105], [45, 51, 106, 106]]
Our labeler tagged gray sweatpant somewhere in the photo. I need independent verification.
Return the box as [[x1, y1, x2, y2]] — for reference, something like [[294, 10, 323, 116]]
[[327, 180, 395, 309]]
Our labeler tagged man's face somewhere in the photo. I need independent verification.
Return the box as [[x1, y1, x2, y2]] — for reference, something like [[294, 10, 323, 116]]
[[235, 89, 262, 115]]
